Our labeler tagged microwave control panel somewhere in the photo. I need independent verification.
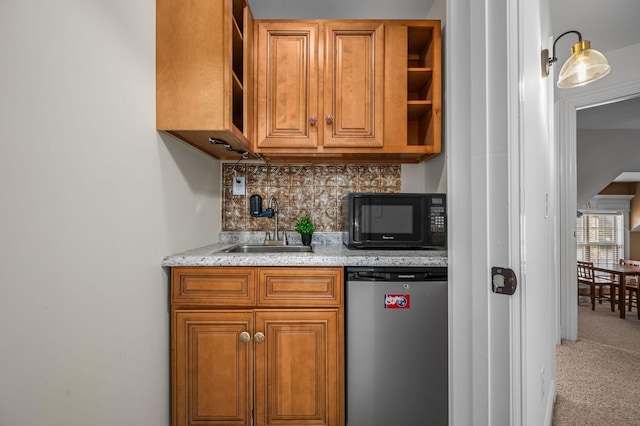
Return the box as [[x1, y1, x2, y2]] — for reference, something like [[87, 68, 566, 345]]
[[429, 197, 447, 234]]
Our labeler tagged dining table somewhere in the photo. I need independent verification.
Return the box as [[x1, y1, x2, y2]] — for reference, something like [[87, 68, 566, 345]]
[[592, 262, 640, 319]]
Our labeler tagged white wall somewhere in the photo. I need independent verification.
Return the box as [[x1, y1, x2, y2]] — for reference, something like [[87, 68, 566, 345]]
[[447, 0, 556, 424], [520, 1, 558, 423], [571, 43, 640, 207], [0, 1, 221, 425], [577, 129, 640, 207]]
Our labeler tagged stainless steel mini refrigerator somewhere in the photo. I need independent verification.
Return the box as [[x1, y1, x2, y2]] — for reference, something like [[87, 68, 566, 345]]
[[345, 266, 448, 425]]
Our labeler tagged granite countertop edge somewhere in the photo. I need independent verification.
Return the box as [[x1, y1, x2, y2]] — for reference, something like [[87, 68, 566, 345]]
[[162, 242, 448, 268]]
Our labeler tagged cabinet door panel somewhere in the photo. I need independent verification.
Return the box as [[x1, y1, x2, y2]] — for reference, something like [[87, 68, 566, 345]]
[[256, 22, 319, 149], [323, 22, 384, 148], [173, 310, 253, 426], [254, 310, 339, 426]]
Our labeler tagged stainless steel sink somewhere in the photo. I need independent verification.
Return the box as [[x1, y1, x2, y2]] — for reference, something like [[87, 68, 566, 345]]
[[219, 244, 313, 254]]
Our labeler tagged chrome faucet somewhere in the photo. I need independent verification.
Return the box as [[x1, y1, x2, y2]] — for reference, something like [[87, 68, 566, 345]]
[[264, 196, 287, 246]]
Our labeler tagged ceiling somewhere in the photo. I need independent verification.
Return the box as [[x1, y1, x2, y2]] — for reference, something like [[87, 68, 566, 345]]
[[247, 0, 436, 19]]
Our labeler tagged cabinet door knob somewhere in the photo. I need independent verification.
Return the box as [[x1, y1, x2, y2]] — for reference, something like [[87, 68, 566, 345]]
[[326, 114, 334, 124], [239, 331, 251, 343], [309, 116, 318, 126], [254, 332, 265, 343]]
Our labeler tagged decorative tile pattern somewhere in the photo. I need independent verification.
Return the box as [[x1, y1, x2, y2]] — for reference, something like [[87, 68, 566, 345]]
[[222, 163, 401, 232]]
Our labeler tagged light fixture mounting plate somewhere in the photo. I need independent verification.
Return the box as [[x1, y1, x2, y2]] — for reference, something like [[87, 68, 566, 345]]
[[541, 48, 550, 77]]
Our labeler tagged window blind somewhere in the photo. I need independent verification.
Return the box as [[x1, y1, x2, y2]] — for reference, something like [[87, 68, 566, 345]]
[[576, 213, 624, 263]]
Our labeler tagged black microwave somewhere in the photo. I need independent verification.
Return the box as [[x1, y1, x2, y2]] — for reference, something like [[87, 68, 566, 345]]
[[341, 193, 447, 249]]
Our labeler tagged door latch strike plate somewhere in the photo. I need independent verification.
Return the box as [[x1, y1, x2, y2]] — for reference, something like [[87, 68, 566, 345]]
[[491, 267, 517, 295]]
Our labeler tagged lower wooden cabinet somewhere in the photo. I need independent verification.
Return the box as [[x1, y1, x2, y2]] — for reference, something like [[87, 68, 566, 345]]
[[170, 267, 344, 426], [254, 310, 339, 426], [172, 310, 253, 425]]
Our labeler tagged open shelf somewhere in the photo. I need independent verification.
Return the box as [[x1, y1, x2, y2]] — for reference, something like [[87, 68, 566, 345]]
[[232, 0, 244, 30], [408, 68, 433, 100], [232, 17, 243, 85], [231, 0, 246, 133], [408, 27, 434, 67], [408, 101, 432, 120], [232, 72, 243, 131], [406, 24, 438, 148]]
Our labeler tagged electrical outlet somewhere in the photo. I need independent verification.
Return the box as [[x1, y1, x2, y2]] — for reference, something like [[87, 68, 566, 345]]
[[233, 176, 245, 195]]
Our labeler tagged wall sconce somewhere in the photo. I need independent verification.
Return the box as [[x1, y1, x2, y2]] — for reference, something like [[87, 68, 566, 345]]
[[541, 30, 610, 88]]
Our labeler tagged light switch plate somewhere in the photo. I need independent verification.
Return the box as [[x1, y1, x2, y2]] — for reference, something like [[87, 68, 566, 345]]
[[233, 176, 245, 195]]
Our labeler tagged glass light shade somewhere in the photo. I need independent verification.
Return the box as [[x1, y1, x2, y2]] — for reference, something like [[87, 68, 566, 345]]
[[557, 40, 611, 88]]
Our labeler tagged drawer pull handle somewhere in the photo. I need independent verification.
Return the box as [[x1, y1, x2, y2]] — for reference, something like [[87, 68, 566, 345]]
[[254, 332, 265, 343], [239, 331, 251, 343], [326, 114, 334, 124]]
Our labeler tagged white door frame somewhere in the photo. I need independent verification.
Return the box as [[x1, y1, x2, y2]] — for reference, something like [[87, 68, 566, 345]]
[[558, 80, 640, 341]]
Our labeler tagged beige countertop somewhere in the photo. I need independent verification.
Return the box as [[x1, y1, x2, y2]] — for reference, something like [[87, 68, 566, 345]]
[[162, 242, 448, 268]]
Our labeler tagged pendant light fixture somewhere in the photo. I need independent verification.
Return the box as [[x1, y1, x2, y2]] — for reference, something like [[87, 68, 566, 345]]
[[541, 30, 611, 88]]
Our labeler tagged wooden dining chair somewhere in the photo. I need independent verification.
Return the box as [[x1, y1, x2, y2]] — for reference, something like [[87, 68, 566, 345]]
[[577, 261, 617, 311], [619, 259, 640, 319]]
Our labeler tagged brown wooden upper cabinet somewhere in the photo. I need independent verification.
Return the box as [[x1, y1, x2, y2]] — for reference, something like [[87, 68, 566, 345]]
[[156, 1, 442, 163], [254, 20, 441, 163], [156, 0, 254, 159], [255, 21, 384, 153]]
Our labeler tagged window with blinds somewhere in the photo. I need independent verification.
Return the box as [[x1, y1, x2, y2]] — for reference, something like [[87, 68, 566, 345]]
[[576, 213, 624, 263]]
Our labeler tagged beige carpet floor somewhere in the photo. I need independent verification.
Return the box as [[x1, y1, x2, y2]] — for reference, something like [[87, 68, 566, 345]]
[[552, 302, 640, 425]]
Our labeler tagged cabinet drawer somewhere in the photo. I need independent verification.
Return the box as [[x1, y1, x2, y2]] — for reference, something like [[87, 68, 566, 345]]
[[171, 267, 256, 306], [258, 267, 343, 306]]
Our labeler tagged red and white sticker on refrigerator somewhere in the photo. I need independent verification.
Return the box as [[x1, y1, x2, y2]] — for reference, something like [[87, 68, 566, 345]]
[[384, 294, 411, 309]]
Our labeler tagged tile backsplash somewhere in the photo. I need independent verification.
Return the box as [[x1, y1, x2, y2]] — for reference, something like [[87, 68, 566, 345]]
[[222, 164, 401, 232]]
